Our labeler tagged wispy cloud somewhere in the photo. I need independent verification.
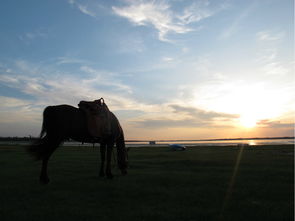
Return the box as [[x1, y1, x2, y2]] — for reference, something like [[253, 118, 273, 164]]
[[256, 30, 285, 41], [67, 0, 223, 42], [0, 59, 236, 131], [257, 119, 294, 129], [80, 66, 133, 94], [0, 60, 162, 135], [162, 56, 174, 62], [68, 0, 101, 17], [0, 95, 41, 137], [220, 2, 256, 39], [56, 56, 91, 65], [19, 28, 49, 43], [132, 118, 205, 128], [77, 4, 96, 17], [255, 30, 289, 76], [170, 104, 239, 120], [117, 35, 146, 53], [0, 61, 134, 108], [131, 103, 238, 129], [112, 0, 219, 42], [176, 0, 214, 24], [0, 96, 30, 109], [260, 61, 289, 76]]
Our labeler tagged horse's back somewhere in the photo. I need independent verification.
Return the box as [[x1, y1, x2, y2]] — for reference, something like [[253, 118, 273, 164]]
[[43, 104, 87, 139], [44, 104, 79, 124], [46, 104, 78, 112], [42, 104, 123, 143]]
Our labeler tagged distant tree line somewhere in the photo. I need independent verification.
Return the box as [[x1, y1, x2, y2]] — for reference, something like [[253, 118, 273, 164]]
[[0, 136, 38, 142], [0, 137, 77, 142]]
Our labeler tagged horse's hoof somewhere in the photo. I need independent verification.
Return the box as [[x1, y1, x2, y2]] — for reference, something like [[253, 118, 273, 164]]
[[40, 177, 50, 185], [106, 173, 113, 179]]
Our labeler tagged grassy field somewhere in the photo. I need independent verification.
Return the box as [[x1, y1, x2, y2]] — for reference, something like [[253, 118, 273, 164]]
[[0, 144, 293, 221]]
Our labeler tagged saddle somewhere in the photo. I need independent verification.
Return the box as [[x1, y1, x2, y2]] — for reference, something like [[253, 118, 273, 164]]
[[78, 98, 112, 138]]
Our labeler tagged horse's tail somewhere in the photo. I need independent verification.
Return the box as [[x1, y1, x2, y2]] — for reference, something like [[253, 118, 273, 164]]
[[26, 106, 52, 160], [116, 129, 128, 175]]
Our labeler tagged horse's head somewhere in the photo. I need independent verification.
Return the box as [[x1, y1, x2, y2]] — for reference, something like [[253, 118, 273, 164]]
[[117, 144, 128, 175]]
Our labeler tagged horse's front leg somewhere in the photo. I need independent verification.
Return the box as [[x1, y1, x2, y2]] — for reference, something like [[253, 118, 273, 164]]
[[99, 143, 106, 177], [106, 143, 114, 179], [40, 157, 50, 184]]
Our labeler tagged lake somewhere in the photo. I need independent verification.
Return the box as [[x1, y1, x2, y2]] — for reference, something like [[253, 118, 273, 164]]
[[1, 138, 293, 147]]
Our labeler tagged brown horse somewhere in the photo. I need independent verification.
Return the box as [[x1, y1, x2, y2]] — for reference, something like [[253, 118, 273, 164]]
[[27, 104, 128, 184]]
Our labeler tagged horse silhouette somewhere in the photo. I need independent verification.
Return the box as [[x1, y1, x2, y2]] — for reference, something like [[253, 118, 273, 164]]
[[27, 104, 128, 184]]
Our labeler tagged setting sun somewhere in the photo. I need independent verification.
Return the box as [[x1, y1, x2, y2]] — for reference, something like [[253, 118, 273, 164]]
[[193, 80, 292, 133], [239, 115, 257, 128]]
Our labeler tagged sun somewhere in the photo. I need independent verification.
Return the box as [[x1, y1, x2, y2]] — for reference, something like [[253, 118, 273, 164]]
[[239, 115, 257, 128], [192, 81, 287, 131]]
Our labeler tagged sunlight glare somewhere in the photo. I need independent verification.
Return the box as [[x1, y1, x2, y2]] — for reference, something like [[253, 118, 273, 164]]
[[193, 81, 289, 130], [239, 115, 257, 128]]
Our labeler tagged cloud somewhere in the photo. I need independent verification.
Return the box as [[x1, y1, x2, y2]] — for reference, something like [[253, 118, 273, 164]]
[[132, 118, 206, 128], [77, 4, 96, 17], [0, 96, 41, 136], [56, 56, 90, 65], [112, 0, 217, 42], [220, 2, 255, 39], [257, 120, 294, 129], [170, 104, 239, 120], [0, 96, 43, 136], [255, 30, 289, 77], [117, 34, 146, 53], [67, 0, 223, 42], [176, 0, 213, 24], [162, 57, 174, 62], [131, 103, 238, 129], [19, 28, 49, 44], [0, 96, 30, 109], [68, 0, 103, 17], [0, 60, 170, 135], [260, 61, 289, 76], [256, 31, 285, 41], [80, 66, 133, 94], [0, 61, 134, 108]]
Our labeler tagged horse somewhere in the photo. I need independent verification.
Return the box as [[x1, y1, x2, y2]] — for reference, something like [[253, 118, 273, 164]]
[[27, 104, 128, 184]]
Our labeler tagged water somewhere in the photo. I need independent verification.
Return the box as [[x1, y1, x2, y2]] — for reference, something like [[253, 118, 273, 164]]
[[0, 138, 293, 147], [64, 138, 293, 147], [125, 139, 294, 147]]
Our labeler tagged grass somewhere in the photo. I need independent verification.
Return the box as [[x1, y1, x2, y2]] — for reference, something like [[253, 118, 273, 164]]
[[0, 144, 293, 221]]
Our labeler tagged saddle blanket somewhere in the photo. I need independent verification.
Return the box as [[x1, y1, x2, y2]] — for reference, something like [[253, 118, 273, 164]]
[[78, 98, 112, 138]]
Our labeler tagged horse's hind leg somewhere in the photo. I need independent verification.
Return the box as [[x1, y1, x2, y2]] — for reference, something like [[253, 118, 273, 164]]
[[99, 143, 106, 177], [39, 137, 62, 184], [106, 143, 114, 179]]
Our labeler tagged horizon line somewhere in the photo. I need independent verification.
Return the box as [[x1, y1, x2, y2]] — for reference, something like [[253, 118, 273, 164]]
[[126, 136, 295, 142], [1, 136, 293, 142]]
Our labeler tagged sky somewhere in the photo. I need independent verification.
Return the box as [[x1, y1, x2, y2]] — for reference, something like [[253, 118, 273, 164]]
[[0, 0, 294, 139]]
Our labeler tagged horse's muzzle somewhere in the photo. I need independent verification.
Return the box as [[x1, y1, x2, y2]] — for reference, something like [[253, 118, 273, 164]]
[[121, 169, 127, 176]]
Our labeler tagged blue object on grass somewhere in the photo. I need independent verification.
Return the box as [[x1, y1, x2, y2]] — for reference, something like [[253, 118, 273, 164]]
[[169, 144, 186, 151]]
